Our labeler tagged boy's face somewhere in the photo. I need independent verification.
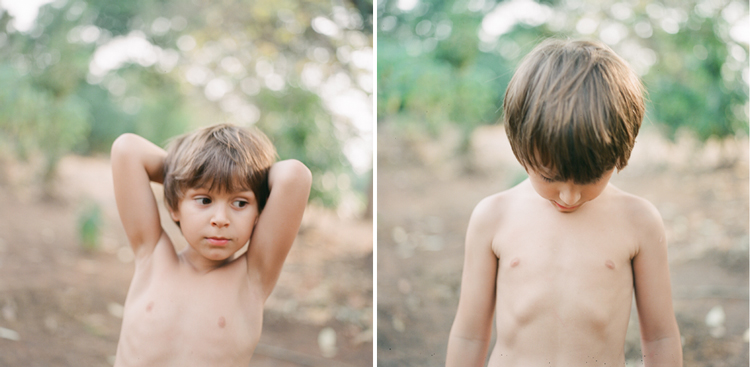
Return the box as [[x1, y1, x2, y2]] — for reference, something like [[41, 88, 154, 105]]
[[526, 167, 614, 213], [170, 187, 259, 262]]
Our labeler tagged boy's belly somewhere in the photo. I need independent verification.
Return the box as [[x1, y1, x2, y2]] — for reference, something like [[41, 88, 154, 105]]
[[489, 247, 634, 366]]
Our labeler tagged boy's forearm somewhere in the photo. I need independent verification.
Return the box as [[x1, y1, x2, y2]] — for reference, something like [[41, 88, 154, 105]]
[[642, 336, 683, 367], [445, 333, 490, 367]]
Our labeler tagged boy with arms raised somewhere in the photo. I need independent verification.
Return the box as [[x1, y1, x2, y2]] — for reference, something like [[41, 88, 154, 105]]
[[111, 124, 311, 366], [446, 39, 682, 366]]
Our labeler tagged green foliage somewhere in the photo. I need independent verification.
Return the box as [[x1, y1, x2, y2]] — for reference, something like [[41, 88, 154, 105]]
[[0, 0, 182, 178], [643, 16, 749, 140], [78, 202, 103, 251], [434, 14, 481, 70], [377, 0, 505, 148], [0, 63, 90, 180], [77, 66, 192, 154], [377, 0, 749, 145], [378, 31, 500, 150], [350, 0, 374, 33], [0, 0, 371, 209], [255, 86, 351, 207]]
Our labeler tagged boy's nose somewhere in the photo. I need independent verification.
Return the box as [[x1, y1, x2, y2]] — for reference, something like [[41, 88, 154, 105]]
[[559, 186, 581, 206], [211, 206, 230, 227]]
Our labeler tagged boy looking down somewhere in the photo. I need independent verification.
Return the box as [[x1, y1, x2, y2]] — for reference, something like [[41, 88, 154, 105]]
[[111, 124, 312, 366], [446, 39, 682, 366]]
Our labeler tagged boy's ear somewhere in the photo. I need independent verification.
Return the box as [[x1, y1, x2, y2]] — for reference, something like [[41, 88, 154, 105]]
[[169, 206, 181, 223]]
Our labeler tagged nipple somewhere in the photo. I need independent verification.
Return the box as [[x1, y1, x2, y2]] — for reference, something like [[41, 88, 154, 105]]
[[510, 258, 520, 267], [605, 260, 615, 269], [218, 316, 226, 328], [146, 302, 154, 312]]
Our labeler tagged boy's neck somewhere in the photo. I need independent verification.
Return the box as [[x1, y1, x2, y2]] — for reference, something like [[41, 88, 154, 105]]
[[178, 248, 231, 274]]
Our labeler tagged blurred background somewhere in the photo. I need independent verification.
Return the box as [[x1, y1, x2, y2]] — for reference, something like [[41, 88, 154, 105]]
[[0, 0, 373, 366], [377, 0, 748, 366]]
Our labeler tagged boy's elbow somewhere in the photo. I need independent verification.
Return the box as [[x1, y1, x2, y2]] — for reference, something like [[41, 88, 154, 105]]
[[296, 161, 312, 187], [111, 133, 138, 158], [280, 159, 312, 188]]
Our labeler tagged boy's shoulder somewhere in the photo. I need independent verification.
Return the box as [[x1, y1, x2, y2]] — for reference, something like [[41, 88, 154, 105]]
[[603, 185, 668, 262], [469, 180, 532, 226], [605, 185, 662, 223], [604, 185, 665, 247], [610, 184, 664, 230]]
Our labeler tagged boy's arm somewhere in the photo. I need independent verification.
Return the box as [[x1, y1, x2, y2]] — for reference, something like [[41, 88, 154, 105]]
[[632, 201, 683, 367], [446, 198, 499, 367], [246, 159, 312, 300], [111, 133, 166, 260]]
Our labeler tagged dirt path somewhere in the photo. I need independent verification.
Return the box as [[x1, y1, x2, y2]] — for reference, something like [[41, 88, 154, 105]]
[[0, 155, 373, 367], [377, 124, 749, 366]]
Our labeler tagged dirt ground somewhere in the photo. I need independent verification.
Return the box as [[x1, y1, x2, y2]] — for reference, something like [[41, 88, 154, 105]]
[[377, 123, 749, 367], [0, 155, 373, 366]]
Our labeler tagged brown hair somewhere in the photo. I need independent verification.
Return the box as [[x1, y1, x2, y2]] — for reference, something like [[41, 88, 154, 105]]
[[163, 124, 276, 217], [503, 38, 645, 184]]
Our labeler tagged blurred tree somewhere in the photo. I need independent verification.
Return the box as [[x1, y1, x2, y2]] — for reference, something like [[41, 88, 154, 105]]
[[0, 0, 372, 211], [643, 11, 748, 140], [348, 0, 374, 33], [378, 0, 749, 150], [378, 0, 501, 152]]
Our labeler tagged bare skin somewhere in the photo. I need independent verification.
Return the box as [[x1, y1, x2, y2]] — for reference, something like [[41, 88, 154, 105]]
[[111, 133, 312, 367], [446, 170, 682, 367]]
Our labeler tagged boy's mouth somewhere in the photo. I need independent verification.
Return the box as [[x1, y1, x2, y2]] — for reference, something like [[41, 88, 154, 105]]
[[552, 201, 581, 211], [207, 237, 230, 246]]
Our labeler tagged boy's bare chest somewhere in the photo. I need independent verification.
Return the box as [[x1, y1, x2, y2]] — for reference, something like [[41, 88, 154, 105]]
[[491, 208, 637, 327], [131, 272, 260, 329], [493, 206, 637, 274], [490, 208, 639, 320], [118, 262, 263, 366]]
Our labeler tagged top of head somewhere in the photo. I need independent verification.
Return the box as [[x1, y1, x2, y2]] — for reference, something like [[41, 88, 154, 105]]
[[503, 39, 645, 184]]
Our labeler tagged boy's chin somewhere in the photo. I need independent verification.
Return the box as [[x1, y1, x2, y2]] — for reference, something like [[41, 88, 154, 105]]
[[203, 253, 232, 261], [196, 247, 237, 262]]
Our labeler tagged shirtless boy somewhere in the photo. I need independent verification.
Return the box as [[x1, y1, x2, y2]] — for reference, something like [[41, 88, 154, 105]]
[[111, 124, 311, 366], [446, 39, 682, 366]]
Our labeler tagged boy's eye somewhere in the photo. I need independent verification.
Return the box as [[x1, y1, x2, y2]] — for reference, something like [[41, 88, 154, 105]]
[[541, 175, 555, 183], [233, 200, 249, 208], [195, 197, 211, 205]]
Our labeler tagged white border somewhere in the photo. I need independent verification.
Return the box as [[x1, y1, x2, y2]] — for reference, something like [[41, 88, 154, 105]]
[[371, 1, 378, 364]]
